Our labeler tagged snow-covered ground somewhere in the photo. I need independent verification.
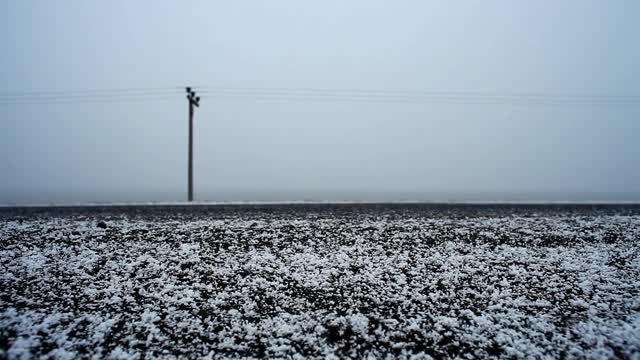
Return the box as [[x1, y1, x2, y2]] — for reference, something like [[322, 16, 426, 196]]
[[1, 204, 640, 359]]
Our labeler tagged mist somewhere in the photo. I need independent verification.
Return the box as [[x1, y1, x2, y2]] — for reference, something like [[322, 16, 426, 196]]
[[2, 0, 639, 204]]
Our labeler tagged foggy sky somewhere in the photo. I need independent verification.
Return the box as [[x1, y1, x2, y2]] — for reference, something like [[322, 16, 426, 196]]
[[2, 1, 640, 204]]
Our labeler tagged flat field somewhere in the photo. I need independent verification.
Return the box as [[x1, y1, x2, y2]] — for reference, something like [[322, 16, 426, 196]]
[[1, 204, 639, 359]]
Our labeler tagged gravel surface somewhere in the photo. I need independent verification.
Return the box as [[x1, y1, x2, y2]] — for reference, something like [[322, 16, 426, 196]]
[[1, 204, 640, 359]]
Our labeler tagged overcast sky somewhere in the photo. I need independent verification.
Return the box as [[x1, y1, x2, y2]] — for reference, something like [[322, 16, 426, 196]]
[[1, 0, 640, 204]]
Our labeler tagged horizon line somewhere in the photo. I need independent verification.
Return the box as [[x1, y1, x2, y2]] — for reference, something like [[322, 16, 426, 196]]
[[3, 199, 640, 208]]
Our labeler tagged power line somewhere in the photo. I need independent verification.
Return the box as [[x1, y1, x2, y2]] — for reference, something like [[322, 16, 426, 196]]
[[4, 85, 639, 100], [0, 95, 181, 106], [197, 97, 640, 107], [194, 86, 640, 100], [1, 85, 640, 106], [198, 91, 640, 101], [3, 94, 638, 106], [195, 91, 640, 106], [0, 86, 183, 97], [0, 93, 182, 102], [0, 86, 184, 105], [189, 86, 640, 106]]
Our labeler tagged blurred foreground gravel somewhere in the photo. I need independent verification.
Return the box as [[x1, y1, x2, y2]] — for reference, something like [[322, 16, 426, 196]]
[[1, 204, 640, 359]]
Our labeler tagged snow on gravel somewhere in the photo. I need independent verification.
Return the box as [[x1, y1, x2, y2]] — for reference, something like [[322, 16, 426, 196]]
[[1, 204, 640, 359]]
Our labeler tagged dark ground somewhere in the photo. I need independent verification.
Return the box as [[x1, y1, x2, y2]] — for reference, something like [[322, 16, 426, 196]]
[[1, 203, 640, 358]]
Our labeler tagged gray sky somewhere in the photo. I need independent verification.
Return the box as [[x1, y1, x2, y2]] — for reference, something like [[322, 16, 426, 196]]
[[2, 0, 640, 204]]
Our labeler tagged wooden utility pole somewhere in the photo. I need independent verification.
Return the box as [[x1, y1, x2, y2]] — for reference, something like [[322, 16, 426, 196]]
[[186, 87, 200, 202]]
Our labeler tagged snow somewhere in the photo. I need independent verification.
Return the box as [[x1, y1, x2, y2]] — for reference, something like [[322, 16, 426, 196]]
[[1, 204, 639, 358]]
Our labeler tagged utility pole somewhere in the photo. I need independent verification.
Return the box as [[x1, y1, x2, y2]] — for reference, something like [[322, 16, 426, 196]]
[[186, 87, 200, 202]]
